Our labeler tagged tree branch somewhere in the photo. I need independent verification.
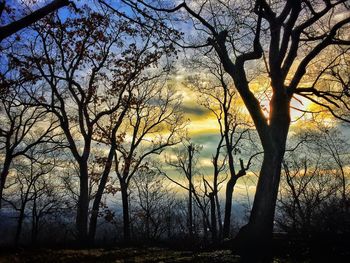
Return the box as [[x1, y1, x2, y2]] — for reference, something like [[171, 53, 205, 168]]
[[0, 0, 71, 42]]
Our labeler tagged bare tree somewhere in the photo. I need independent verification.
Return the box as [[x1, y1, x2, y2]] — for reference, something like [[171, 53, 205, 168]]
[[112, 82, 185, 242], [2, 141, 65, 245], [165, 141, 216, 240], [307, 123, 350, 207], [203, 135, 226, 242], [187, 55, 260, 239], [117, 1, 350, 258], [130, 166, 177, 241], [0, 86, 59, 208], [9, 6, 177, 243], [277, 135, 349, 237]]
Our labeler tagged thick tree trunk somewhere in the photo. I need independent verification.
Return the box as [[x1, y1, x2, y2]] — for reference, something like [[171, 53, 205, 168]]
[[15, 206, 25, 246], [235, 151, 284, 261], [223, 177, 237, 238], [209, 192, 217, 243], [0, 158, 11, 209], [222, 108, 237, 239], [215, 194, 223, 240], [120, 181, 130, 242], [88, 152, 114, 243], [76, 161, 89, 245], [0, 172, 7, 209], [235, 93, 291, 261]]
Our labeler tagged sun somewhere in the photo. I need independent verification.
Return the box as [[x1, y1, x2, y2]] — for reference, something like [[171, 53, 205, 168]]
[[290, 94, 313, 121]]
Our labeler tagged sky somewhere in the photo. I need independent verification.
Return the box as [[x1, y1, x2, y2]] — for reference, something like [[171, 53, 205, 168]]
[[5, 0, 350, 207], [162, 59, 350, 203]]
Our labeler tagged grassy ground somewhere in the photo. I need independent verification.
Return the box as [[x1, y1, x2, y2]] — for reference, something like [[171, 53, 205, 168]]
[[1, 243, 347, 262], [0, 247, 241, 263]]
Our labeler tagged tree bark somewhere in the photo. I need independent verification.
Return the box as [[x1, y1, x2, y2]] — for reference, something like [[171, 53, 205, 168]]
[[15, 206, 25, 246], [209, 192, 217, 243], [222, 124, 238, 239], [31, 193, 38, 245], [223, 177, 237, 238], [0, 0, 70, 42], [235, 151, 284, 260], [76, 161, 89, 245], [120, 180, 130, 242], [88, 150, 114, 243], [188, 145, 194, 240], [215, 193, 223, 240], [0, 157, 12, 209], [222, 92, 238, 239], [235, 92, 291, 261]]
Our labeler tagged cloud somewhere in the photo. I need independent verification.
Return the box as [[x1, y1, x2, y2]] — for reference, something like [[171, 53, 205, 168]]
[[180, 105, 209, 116], [198, 158, 213, 168]]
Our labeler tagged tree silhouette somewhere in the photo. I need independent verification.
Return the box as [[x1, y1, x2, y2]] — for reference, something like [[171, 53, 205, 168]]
[[119, 1, 350, 259], [0, 86, 59, 209], [187, 54, 260, 240], [112, 83, 185, 241], [0, 0, 71, 42], [9, 5, 178, 243]]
